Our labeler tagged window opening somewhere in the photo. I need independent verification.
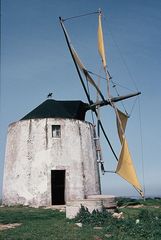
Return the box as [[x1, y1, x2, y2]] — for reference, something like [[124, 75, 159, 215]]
[[52, 125, 61, 138]]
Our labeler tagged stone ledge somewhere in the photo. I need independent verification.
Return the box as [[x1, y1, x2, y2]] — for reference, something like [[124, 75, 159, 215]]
[[66, 199, 103, 219]]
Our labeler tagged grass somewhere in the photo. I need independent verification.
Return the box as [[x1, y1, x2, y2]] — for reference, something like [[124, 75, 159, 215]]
[[116, 197, 161, 207], [0, 198, 161, 240], [0, 207, 102, 240]]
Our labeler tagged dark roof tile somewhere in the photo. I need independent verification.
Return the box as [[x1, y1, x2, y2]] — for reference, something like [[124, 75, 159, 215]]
[[21, 99, 89, 121]]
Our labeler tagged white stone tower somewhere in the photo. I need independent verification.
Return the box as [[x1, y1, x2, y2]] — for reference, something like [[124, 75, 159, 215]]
[[2, 99, 101, 206]]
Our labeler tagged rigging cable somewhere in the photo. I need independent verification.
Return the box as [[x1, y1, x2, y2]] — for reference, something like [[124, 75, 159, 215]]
[[112, 82, 129, 116], [128, 95, 138, 117], [138, 96, 146, 198], [88, 70, 135, 92], [103, 14, 139, 92], [62, 11, 99, 22]]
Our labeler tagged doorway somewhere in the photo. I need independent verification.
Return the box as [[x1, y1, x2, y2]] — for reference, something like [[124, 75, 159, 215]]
[[51, 170, 65, 205]]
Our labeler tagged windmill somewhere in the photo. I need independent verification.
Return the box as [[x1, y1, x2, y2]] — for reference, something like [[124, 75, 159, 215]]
[[59, 9, 143, 198], [2, 9, 143, 219]]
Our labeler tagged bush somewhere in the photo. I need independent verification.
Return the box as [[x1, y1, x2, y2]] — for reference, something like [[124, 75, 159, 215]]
[[74, 205, 115, 226], [117, 197, 141, 207]]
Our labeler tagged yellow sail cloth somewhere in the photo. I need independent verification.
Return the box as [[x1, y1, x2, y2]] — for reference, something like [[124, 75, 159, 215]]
[[71, 46, 103, 96], [98, 13, 106, 68], [71, 46, 95, 87], [116, 109, 128, 144], [116, 138, 143, 194], [116, 108, 143, 196]]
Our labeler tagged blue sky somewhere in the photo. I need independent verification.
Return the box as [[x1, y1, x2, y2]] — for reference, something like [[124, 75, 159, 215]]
[[1, 0, 161, 198]]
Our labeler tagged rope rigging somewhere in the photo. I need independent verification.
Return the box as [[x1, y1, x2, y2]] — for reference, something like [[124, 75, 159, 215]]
[[62, 11, 99, 22], [102, 13, 139, 92], [88, 70, 135, 92], [138, 96, 146, 198]]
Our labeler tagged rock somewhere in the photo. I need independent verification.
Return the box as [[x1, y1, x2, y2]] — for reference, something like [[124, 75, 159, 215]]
[[93, 226, 103, 230], [112, 212, 124, 219], [75, 222, 82, 227], [105, 233, 112, 238], [94, 236, 102, 240], [136, 219, 140, 224]]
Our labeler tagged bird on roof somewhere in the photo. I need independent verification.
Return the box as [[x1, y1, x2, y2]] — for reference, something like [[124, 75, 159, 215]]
[[47, 93, 53, 98]]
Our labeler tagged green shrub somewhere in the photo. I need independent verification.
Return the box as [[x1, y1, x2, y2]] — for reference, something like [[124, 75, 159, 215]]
[[116, 197, 138, 207], [74, 205, 115, 226]]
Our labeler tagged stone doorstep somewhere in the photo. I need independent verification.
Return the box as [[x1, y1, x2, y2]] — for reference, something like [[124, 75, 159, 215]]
[[87, 194, 115, 199], [87, 195, 117, 208]]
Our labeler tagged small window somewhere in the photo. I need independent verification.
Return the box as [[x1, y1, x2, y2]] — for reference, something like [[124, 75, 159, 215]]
[[52, 125, 61, 138]]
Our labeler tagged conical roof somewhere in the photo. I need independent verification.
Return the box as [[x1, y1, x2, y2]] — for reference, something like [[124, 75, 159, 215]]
[[21, 99, 89, 121]]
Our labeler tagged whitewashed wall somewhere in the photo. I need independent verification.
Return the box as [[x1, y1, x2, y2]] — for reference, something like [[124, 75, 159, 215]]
[[2, 118, 100, 206]]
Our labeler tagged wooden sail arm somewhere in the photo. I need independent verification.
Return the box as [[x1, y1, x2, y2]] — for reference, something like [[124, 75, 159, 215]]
[[59, 17, 92, 104], [88, 92, 141, 110]]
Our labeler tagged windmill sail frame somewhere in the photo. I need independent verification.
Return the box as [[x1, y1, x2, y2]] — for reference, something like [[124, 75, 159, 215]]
[[59, 11, 143, 197]]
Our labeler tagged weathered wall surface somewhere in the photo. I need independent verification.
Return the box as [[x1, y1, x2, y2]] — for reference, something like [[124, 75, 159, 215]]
[[2, 118, 100, 206]]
